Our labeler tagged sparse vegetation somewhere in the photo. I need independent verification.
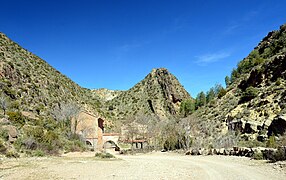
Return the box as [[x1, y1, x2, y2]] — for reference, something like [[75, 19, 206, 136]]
[[253, 152, 263, 160], [240, 86, 258, 103], [95, 152, 115, 159], [7, 111, 26, 126]]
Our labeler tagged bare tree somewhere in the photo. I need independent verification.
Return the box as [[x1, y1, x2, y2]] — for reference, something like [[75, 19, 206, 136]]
[[124, 116, 138, 151], [0, 94, 9, 115], [214, 131, 239, 149], [178, 117, 192, 150], [52, 102, 81, 133]]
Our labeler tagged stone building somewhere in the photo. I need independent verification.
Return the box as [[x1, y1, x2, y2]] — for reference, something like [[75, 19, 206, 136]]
[[73, 111, 120, 151]]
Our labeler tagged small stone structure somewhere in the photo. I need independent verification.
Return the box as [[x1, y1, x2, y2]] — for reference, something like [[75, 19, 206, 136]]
[[74, 111, 120, 150]]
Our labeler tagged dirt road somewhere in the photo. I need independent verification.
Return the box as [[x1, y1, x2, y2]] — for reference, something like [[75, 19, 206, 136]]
[[1, 152, 285, 179]]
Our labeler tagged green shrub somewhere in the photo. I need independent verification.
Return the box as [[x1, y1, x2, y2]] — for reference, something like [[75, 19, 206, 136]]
[[240, 86, 258, 103], [32, 149, 45, 157], [43, 131, 58, 144], [25, 126, 44, 141], [180, 99, 195, 117], [13, 137, 24, 151], [237, 51, 265, 74], [266, 134, 277, 148], [253, 152, 263, 160], [0, 128, 9, 141], [0, 139, 7, 153], [217, 88, 227, 98], [271, 148, 286, 162], [64, 140, 86, 152], [3, 88, 16, 99], [238, 140, 266, 148], [95, 152, 115, 159], [7, 111, 25, 126], [231, 69, 239, 83], [275, 78, 282, 86], [10, 101, 20, 110], [5, 150, 19, 158]]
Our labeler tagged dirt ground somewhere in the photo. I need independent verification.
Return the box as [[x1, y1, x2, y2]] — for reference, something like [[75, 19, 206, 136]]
[[1, 151, 286, 180]]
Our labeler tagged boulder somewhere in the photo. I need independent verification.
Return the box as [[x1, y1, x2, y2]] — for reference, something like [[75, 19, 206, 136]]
[[238, 147, 247, 156], [199, 148, 207, 155], [229, 150, 236, 156], [253, 147, 266, 154], [2, 125, 18, 141], [0, 118, 9, 124], [223, 148, 231, 156], [208, 149, 213, 155], [245, 148, 254, 157], [219, 148, 225, 155], [213, 149, 219, 155], [191, 148, 200, 155], [262, 148, 276, 160], [185, 151, 191, 155], [233, 146, 239, 152]]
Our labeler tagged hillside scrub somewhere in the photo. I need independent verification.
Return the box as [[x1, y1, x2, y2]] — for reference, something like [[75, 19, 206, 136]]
[[0, 107, 86, 157], [239, 86, 259, 104]]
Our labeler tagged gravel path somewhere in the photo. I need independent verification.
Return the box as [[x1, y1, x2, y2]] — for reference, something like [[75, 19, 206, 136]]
[[0, 152, 285, 180]]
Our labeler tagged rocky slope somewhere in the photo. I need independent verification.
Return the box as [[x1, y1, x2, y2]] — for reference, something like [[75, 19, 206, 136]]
[[105, 68, 191, 120], [0, 32, 102, 117], [195, 24, 286, 143], [92, 88, 122, 102]]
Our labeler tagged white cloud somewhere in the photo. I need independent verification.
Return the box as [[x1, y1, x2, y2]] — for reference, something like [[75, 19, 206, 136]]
[[195, 52, 230, 65]]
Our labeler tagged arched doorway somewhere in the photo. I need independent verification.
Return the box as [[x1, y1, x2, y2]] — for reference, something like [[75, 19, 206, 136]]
[[85, 140, 93, 146], [103, 140, 120, 151]]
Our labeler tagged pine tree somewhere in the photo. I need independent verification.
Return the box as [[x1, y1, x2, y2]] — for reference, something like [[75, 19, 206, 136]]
[[180, 99, 195, 117], [206, 88, 215, 103], [195, 92, 206, 109], [225, 76, 231, 87]]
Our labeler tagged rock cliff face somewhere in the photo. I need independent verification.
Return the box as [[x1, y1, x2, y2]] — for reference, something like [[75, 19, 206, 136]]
[[105, 68, 191, 120], [196, 24, 286, 141]]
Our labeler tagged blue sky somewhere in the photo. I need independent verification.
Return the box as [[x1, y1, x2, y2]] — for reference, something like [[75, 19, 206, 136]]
[[1, 0, 286, 97]]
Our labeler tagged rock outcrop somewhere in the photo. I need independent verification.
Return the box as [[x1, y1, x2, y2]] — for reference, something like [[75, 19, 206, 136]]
[[92, 88, 123, 102], [195, 24, 286, 143]]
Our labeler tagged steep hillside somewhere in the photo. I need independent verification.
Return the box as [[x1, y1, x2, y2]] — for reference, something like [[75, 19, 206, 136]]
[[0, 32, 108, 156], [105, 68, 191, 120], [0, 32, 101, 117], [195, 24, 286, 143]]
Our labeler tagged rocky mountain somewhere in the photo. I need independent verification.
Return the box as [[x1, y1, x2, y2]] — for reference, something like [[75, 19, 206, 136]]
[[0, 32, 192, 156], [0, 31, 191, 129], [105, 68, 191, 121], [2, 23, 285, 156], [195, 24, 286, 144], [0, 32, 101, 117]]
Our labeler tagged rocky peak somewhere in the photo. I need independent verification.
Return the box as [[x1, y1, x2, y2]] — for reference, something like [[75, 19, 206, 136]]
[[106, 68, 191, 120], [145, 68, 190, 104]]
